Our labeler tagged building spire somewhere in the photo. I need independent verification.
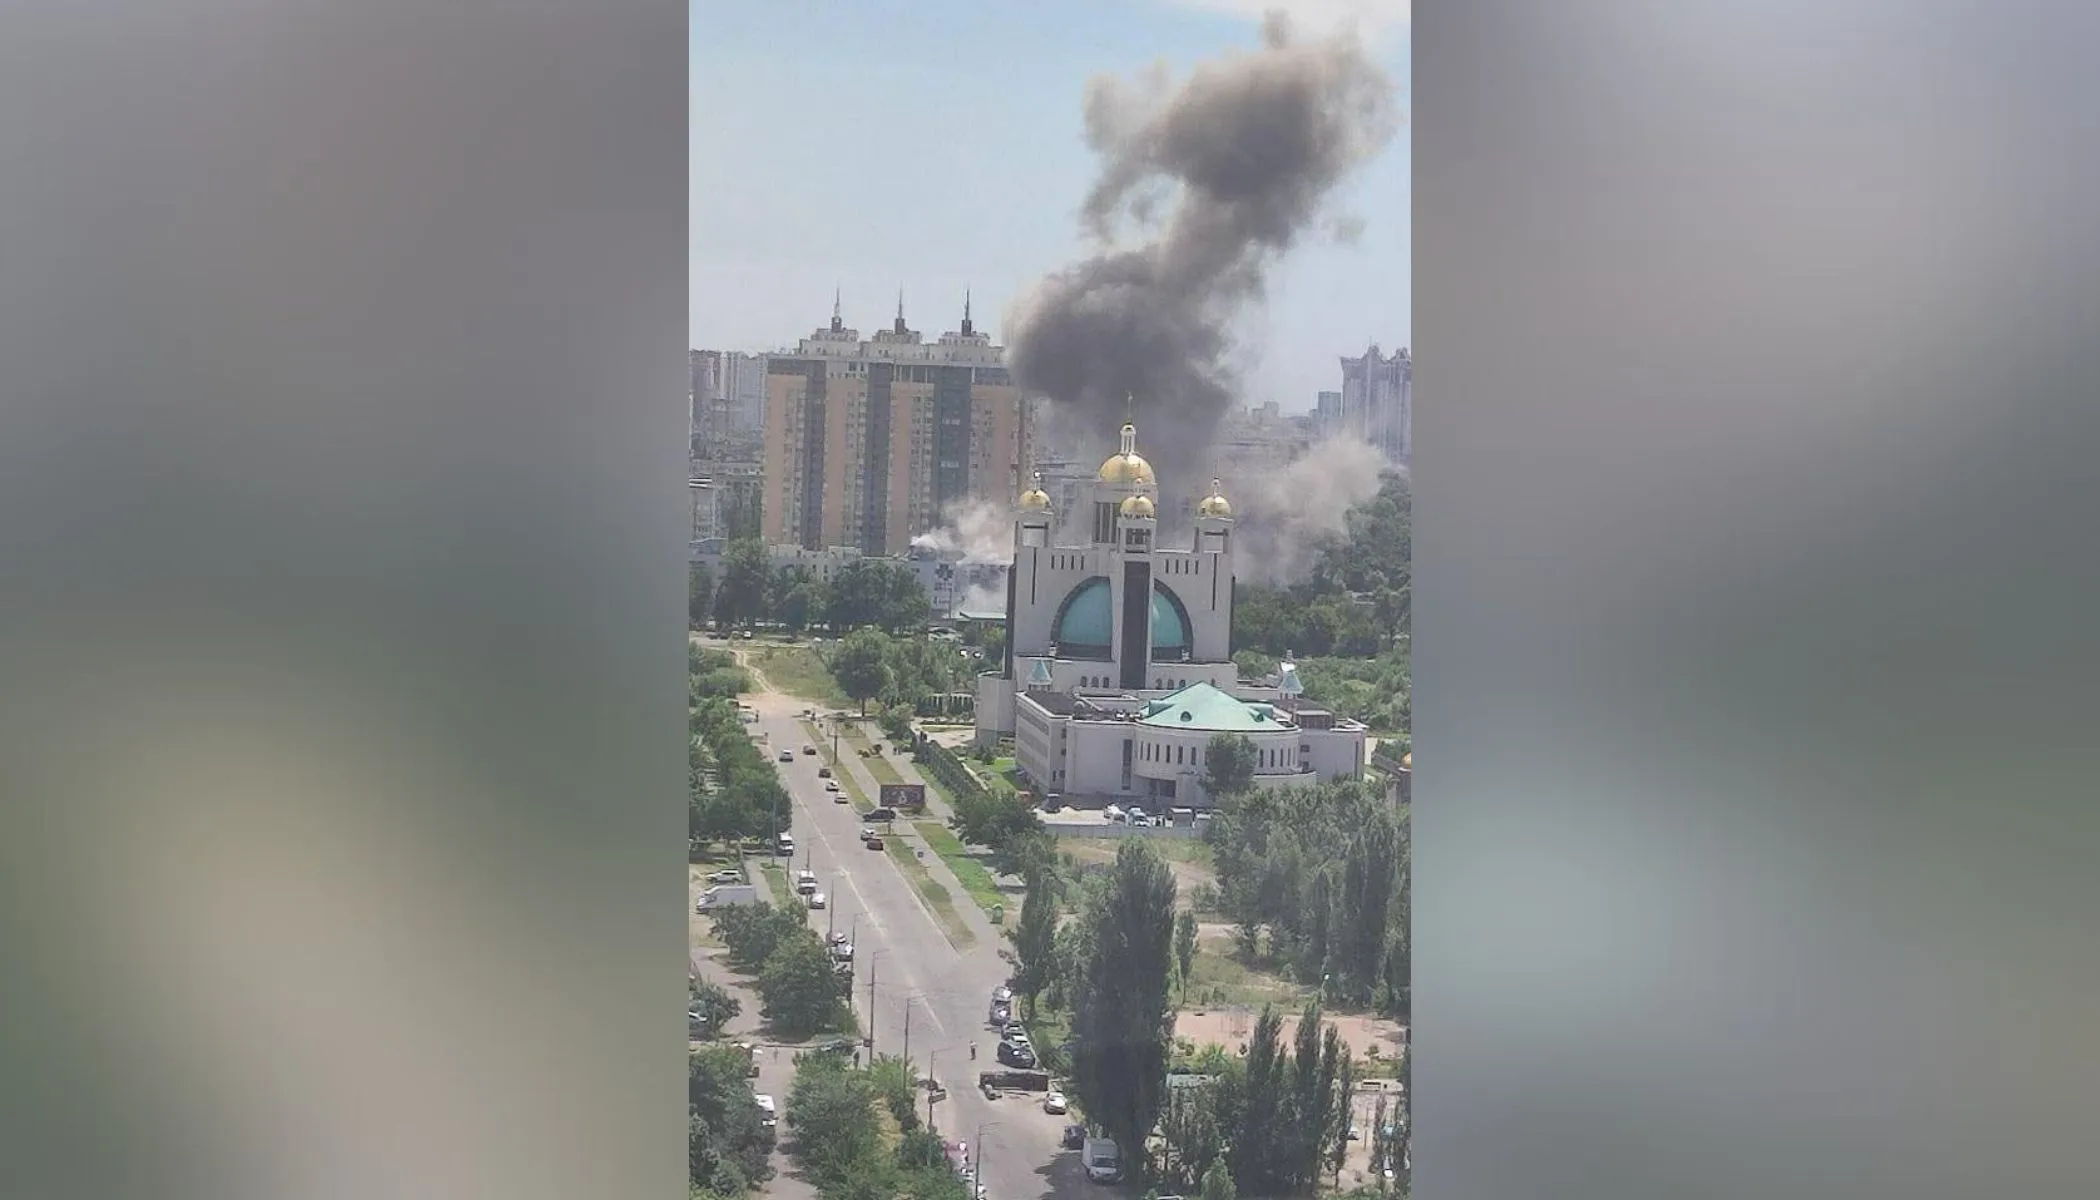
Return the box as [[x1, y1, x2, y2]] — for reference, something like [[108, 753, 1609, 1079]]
[[961, 288, 974, 336], [830, 287, 842, 333], [894, 287, 907, 334]]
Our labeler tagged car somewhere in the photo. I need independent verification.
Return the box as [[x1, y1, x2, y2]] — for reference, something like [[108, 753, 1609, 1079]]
[[807, 891, 827, 910], [706, 870, 742, 884], [833, 789, 850, 803], [996, 1041, 1036, 1069], [817, 766, 832, 778], [830, 931, 850, 946], [795, 870, 818, 894], [1042, 1090, 1068, 1115], [778, 750, 795, 763], [753, 1094, 777, 1128], [864, 807, 896, 822], [1062, 1123, 1087, 1150], [802, 745, 817, 756], [831, 941, 854, 962], [1001, 1022, 1028, 1040], [863, 834, 884, 850], [813, 1037, 856, 1057], [992, 985, 1014, 1004], [1128, 805, 1148, 822]]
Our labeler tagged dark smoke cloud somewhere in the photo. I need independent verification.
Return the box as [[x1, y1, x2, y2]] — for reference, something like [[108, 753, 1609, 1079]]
[[1006, 10, 1399, 485]]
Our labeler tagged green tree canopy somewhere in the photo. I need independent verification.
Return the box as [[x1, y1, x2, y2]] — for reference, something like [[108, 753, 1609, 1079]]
[[713, 539, 771, 630], [831, 628, 895, 716], [1199, 733, 1260, 801], [1070, 841, 1179, 1176], [756, 929, 853, 1039]]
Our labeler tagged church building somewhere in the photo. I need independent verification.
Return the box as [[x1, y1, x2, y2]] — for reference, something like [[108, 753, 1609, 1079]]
[[973, 422, 1367, 808]]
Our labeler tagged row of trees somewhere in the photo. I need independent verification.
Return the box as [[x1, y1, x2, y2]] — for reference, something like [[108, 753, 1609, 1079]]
[[689, 643, 751, 702], [689, 696, 791, 851], [783, 1054, 968, 1200], [689, 1043, 773, 1198], [1158, 999, 1362, 1196], [1203, 774, 1412, 1018], [711, 903, 855, 1039], [1005, 839, 1367, 1196], [699, 542, 932, 635], [825, 627, 975, 717]]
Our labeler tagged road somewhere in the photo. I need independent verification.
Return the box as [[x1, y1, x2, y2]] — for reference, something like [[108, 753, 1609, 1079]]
[[718, 637, 1091, 1199]]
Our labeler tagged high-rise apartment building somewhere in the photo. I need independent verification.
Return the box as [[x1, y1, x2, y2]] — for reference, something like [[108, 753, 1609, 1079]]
[[762, 293, 1032, 553], [1339, 343, 1411, 463], [1315, 390, 1343, 436]]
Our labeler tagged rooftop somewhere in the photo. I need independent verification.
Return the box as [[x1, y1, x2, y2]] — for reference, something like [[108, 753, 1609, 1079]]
[[1135, 682, 1295, 733]]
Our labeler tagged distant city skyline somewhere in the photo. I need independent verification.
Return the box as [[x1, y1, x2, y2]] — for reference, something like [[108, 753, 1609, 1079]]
[[691, 0, 1410, 413]]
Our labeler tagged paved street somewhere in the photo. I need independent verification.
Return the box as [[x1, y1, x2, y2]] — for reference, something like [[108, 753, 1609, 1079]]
[[704, 638, 1091, 1199]]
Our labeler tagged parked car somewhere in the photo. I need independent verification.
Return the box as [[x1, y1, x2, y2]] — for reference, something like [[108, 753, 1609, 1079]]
[[802, 745, 817, 756], [753, 1094, 777, 1129], [795, 870, 818, 895], [996, 1041, 1037, 1069], [1042, 1090, 1067, 1115], [817, 766, 832, 778], [833, 789, 850, 803], [706, 869, 742, 884], [864, 807, 896, 822], [863, 834, 885, 850], [1128, 805, 1149, 823], [992, 985, 1014, 1004], [824, 779, 840, 792], [807, 891, 827, 910], [1001, 1022, 1028, 1040], [1062, 1123, 1087, 1150]]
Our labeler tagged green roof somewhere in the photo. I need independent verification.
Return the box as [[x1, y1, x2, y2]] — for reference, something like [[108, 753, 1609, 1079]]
[[1136, 682, 1288, 732]]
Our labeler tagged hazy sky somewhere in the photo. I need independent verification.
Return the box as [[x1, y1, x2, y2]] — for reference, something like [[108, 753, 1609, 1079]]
[[691, 0, 1410, 413]]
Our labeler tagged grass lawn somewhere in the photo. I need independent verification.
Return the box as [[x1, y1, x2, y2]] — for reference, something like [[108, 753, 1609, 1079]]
[[756, 860, 791, 907], [1181, 934, 1308, 1009], [914, 822, 1008, 925], [839, 725, 905, 785], [882, 839, 976, 950], [752, 645, 846, 706], [802, 720, 874, 811]]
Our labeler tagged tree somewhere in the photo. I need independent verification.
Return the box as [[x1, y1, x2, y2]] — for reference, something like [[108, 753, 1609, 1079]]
[[756, 930, 851, 1039], [772, 565, 823, 634], [1200, 1159, 1237, 1200], [1174, 910, 1199, 1001], [688, 978, 740, 1038], [712, 903, 805, 972], [689, 1045, 773, 1192], [713, 539, 771, 630], [784, 1056, 886, 1193], [1200, 734, 1260, 802], [831, 628, 894, 716], [689, 562, 715, 629], [1070, 840, 1179, 1180], [1008, 871, 1062, 1018]]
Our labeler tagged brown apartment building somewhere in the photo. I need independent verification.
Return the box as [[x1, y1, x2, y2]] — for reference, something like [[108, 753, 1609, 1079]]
[[763, 293, 1032, 553]]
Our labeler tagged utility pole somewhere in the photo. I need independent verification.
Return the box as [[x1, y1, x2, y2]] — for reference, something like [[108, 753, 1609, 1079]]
[[925, 1049, 938, 1131], [902, 1000, 912, 1069], [866, 956, 877, 1057], [826, 880, 836, 938]]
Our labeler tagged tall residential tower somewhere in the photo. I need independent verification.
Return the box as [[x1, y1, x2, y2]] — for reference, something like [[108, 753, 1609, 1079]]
[[761, 293, 1032, 552]]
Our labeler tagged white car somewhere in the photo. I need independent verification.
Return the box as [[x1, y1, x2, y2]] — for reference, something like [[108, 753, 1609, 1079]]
[[807, 891, 827, 910], [1042, 1090, 1067, 1115]]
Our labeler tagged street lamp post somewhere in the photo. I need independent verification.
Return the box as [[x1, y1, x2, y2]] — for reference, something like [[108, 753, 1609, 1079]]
[[973, 1121, 1002, 1200]]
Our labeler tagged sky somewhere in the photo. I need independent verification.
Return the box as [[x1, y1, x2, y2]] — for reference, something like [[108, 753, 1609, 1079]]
[[691, 0, 1410, 413]]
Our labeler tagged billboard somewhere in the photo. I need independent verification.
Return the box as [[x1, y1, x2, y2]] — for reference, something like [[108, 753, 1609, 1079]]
[[880, 783, 927, 811]]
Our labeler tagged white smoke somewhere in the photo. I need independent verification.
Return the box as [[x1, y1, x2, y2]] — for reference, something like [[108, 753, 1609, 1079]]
[[911, 498, 1013, 566], [957, 581, 1007, 615], [1231, 434, 1392, 582]]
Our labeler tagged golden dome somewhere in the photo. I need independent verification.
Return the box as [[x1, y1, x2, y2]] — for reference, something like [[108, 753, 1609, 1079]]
[[1196, 478, 1233, 518], [1097, 422, 1156, 486], [1018, 470, 1052, 512], [1119, 492, 1156, 519]]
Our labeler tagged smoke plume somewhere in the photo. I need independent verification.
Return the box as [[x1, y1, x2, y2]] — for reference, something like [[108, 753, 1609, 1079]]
[[1231, 434, 1391, 582], [1006, 11, 1399, 483], [910, 498, 1012, 565]]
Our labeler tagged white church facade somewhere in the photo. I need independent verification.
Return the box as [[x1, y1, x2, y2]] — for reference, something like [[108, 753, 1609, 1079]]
[[973, 422, 1367, 809]]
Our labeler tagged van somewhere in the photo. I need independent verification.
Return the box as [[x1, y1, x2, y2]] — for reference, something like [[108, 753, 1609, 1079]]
[[695, 884, 760, 912], [775, 834, 794, 857], [1081, 1136, 1121, 1183]]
